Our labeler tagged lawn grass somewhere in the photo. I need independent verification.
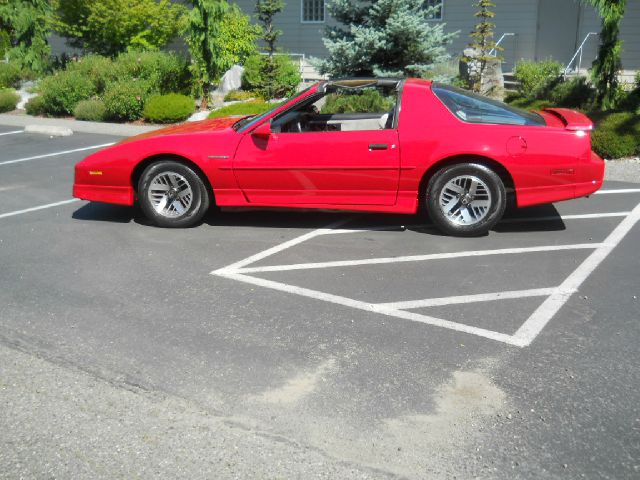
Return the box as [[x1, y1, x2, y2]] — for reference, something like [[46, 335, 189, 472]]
[[208, 100, 271, 119]]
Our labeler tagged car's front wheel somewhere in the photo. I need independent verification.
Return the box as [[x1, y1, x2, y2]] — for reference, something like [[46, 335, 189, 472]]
[[138, 160, 210, 228], [426, 163, 506, 237]]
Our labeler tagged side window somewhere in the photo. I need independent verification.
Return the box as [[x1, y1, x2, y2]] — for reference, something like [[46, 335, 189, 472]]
[[272, 86, 397, 133], [433, 84, 545, 126]]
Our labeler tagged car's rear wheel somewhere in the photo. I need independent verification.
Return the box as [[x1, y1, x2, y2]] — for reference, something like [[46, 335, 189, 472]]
[[426, 163, 506, 237], [138, 161, 210, 228]]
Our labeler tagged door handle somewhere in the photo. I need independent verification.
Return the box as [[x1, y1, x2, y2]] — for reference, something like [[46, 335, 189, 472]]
[[369, 143, 388, 150]]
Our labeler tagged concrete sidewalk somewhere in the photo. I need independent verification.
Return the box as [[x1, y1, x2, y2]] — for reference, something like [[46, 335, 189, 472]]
[[0, 113, 163, 137]]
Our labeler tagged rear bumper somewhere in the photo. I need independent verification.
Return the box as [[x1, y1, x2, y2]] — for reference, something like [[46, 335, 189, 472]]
[[73, 184, 135, 206], [517, 151, 605, 207]]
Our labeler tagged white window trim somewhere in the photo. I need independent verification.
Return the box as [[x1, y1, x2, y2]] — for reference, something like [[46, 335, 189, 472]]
[[425, 0, 444, 22], [300, 0, 326, 24]]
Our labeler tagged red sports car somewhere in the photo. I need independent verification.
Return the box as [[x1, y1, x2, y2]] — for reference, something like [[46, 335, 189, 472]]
[[73, 78, 604, 236]]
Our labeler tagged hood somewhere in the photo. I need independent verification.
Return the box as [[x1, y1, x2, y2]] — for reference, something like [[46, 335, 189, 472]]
[[118, 116, 243, 144]]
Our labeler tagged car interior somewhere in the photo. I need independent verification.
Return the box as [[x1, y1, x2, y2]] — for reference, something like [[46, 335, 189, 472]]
[[270, 79, 402, 134]]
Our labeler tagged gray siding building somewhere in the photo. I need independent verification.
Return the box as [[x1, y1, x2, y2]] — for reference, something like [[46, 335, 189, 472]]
[[231, 0, 640, 73]]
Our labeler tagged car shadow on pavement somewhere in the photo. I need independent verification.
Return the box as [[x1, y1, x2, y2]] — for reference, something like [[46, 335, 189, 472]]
[[72, 202, 137, 224], [72, 202, 566, 233]]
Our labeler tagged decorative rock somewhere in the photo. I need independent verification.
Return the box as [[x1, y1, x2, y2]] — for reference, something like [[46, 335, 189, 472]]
[[215, 65, 245, 96]]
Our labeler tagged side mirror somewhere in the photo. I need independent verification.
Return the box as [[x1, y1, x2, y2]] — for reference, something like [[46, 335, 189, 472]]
[[251, 122, 271, 138]]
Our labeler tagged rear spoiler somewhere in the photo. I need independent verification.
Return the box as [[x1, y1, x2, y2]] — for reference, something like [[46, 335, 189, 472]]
[[543, 108, 593, 131]]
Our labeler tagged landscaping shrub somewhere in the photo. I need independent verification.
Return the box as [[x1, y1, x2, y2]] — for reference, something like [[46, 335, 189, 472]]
[[103, 80, 151, 121], [74, 99, 108, 122], [0, 62, 22, 89], [224, 90, 259, 102], [241, 54, 301, 99], [25, 95, 46, 116], [66, 55, 117, 93], [0, 89, 19, 113], [143, 94, 195, 123], [322, 89, 395, 114], [591, 112, 640, 159], [548, 77, 595, 108], [39, 71, 97, 116], [514, 60, 562, 99], [113, 51, 191, 95], [208, 100, 272, 119]]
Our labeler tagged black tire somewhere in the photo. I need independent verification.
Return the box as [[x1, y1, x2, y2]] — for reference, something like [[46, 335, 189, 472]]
[[426, 163, 506, 237], [138, 160, 210, 228]]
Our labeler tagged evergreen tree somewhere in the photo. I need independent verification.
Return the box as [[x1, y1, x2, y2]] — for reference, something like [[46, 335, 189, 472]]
[[0, 0, 51, 73], [465, 0, 500, 92], [254, 0, 285, 99], [585, 0, 626, 110], [319, 0, 458, 78]]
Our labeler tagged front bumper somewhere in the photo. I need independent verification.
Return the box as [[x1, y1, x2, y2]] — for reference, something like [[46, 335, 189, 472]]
[[73, 183, 135, 205]]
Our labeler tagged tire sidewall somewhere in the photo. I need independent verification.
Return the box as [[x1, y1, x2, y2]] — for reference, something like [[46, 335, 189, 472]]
[[138, 161, 209, 228], [426, 163, 506, 237]]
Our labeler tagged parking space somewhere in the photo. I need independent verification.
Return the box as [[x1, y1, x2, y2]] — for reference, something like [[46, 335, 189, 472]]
[[1, 125, 639, 478]]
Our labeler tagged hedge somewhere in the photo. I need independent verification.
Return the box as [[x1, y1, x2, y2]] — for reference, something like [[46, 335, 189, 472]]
[[208, 100, 272, 119], [143, 94, 195, 123], [0, 89, 19, 113]]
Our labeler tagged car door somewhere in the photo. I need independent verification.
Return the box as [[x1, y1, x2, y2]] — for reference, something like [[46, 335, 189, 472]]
[[232, 127, 400, 206]]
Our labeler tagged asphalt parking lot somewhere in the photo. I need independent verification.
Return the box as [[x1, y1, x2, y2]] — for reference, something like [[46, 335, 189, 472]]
[[1, 125, 639, 479]]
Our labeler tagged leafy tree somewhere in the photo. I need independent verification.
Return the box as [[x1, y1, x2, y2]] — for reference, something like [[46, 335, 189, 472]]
[[584, 0, 626, 110], [183, 1, 259, 110], [0, 0, 51, 73], [319, 0, 458, 78], [465, 0, 500, 92], [53, 0, 186, 56]]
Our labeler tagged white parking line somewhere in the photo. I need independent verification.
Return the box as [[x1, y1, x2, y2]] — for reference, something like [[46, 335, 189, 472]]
[[375, 287, 568, 310], [596, 188, 640, 195], [232, 243, 602, 274], [0, 199, 80, 220], [0, 143, 115, 167], [0, 130, 24, 137]]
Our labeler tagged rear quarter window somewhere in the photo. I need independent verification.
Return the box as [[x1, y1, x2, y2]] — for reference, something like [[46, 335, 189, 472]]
[[432, 84, 545, 126]]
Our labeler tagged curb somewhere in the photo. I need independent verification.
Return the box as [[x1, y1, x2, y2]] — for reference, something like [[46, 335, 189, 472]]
[[24, 125, 73, 137], [0, 113, 163, 137]]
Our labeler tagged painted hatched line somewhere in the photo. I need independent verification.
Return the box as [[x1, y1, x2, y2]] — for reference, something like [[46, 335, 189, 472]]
[[0, 143, 115, 166], [212, 201, 640, 347], [514, 201, 640, 346]]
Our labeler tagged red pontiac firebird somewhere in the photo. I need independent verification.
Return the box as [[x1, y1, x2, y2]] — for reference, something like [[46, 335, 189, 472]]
[[73, 78, 604, 236]]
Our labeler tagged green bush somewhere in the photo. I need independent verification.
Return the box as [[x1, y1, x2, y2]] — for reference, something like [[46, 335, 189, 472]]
[[0, 62, 22, 89], [241, 54, 301, 99], [112, 51, 191, 95], [74, 99, 108, 122], [224, 90, 260, 102], [25, 95, 46, 116], [591, 112, 640, 159], [103, 80, 151, 121], [514, 60, 562, 99], [66, 55, 117, 93], [322, 89, 395, 114], [505, 95, 553, 111], [548, 77, 595, 109], [143, 94, 195, 123], [0, 89, 19, 113], [39, 71, 97, 116], [208, 100, 272, 119]]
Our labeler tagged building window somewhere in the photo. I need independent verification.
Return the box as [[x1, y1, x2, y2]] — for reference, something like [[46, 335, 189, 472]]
[[425, 0, 443, 20], [301, 0, 325, 23]]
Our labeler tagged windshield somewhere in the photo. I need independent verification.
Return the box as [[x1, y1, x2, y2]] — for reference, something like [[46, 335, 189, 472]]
[[233, 86, 316, 133], [433, 84, 545, 126]]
